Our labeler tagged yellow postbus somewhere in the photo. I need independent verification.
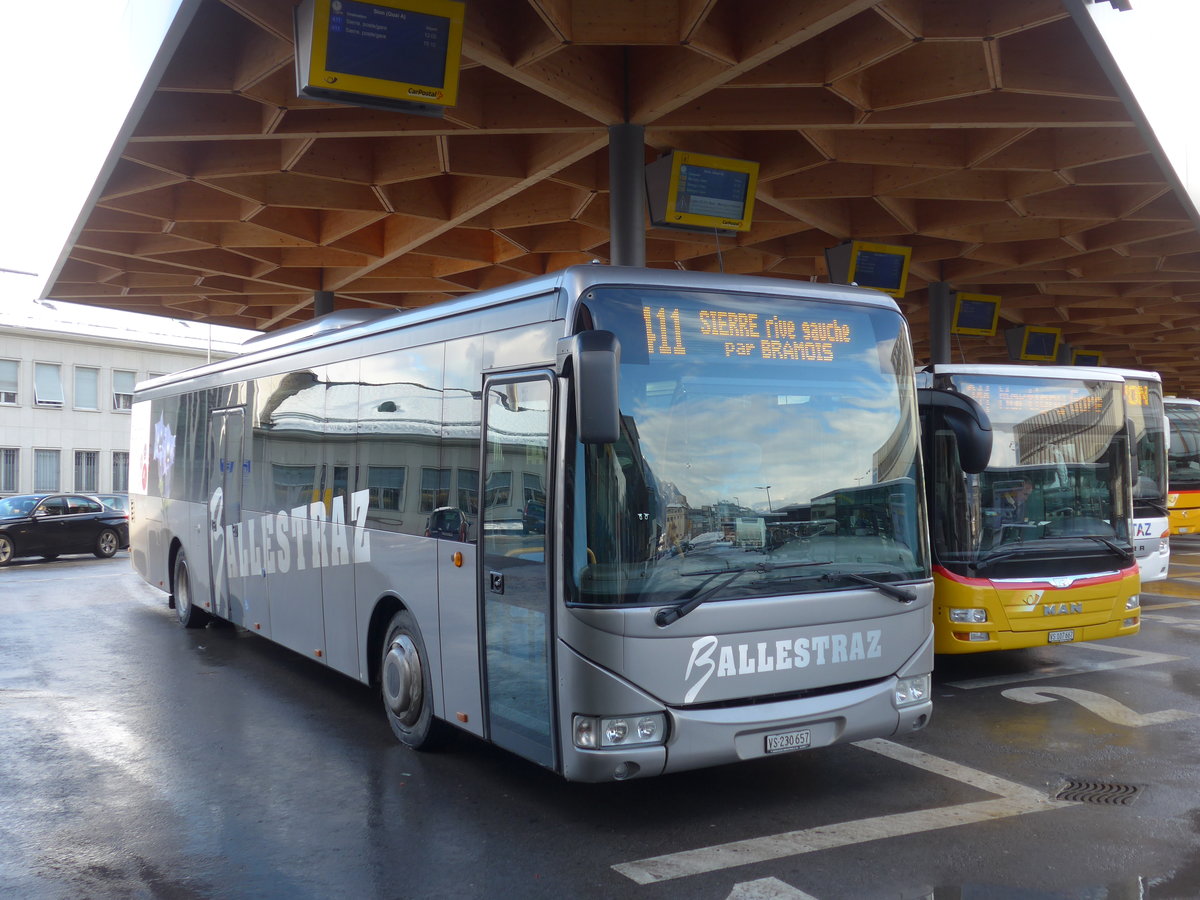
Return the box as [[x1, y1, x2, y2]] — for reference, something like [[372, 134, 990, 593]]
[[1165, 397, 1200, 535], [918, 364, 1140, 654]]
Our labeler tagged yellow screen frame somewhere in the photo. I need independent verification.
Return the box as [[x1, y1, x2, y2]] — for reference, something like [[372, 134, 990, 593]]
[[951, 292, 1001, 337], [304, 0, 465, 108], [1072, 349, 1103, 366], [1019, 325, 1061, 361], [844, 241, 912, 299], [663, 152, 760, 233]]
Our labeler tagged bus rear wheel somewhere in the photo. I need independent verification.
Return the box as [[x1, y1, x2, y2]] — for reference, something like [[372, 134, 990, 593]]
[[173, 550, 211, 629], [381, 609, 447, 750]]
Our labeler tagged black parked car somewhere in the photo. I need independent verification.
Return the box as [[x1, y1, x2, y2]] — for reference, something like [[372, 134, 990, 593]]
[[0, 493, 130, 566], [94, 492, 130, 513]]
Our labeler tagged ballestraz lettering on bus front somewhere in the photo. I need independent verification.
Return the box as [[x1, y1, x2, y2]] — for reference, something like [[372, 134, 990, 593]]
[[684, 630, 883, 704], [210, 488, 373, 580]]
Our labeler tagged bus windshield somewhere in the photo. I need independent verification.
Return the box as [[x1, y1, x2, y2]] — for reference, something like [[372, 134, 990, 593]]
[[928, 373, 1131, 571], [571, 287, 927, 607], [1167, 400, 1200, 491]]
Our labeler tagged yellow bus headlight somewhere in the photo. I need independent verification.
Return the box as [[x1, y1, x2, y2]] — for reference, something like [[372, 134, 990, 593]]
[[948, 608, 988, 623]]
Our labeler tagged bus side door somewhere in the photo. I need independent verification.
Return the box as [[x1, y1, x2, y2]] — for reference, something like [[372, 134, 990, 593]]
[[480, 374, 556, 769]]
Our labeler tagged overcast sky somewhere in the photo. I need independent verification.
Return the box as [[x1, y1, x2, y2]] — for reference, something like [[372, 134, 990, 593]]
[[0, 0, 1195, 336]]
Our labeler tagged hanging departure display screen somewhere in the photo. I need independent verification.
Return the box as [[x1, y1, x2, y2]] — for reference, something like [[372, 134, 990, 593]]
[[642, 305, 854, 362], [294, 0, 465, 113], [327, 1, 451, 87], [645, 151, 760, 232], [676, 165, 750, 221]]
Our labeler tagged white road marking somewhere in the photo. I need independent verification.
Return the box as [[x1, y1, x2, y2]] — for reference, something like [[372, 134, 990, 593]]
[[1140, 600, 1200, 611], [1002, 685, 1198, 726], [727, 877, 819, 899], [945, 642, 1183, 690], [612, 740, 1071, 885]]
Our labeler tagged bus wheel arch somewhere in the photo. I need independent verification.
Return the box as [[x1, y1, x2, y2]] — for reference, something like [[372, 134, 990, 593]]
[[375, 601, 448, 751]]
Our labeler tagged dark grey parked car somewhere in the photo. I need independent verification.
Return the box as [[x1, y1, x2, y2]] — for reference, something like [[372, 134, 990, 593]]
[[0, 493, 130, 566]]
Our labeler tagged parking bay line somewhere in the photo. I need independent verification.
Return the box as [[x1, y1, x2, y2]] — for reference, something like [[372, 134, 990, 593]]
[[944, 642, 1183, 691], [612, 739, 1070, 885]]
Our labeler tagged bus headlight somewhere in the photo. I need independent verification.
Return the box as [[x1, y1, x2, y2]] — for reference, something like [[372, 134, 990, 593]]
[[894, 675, 930, 709], [1125, 594, 1140, 610], [949, 608, 988, 623], [573, 713, 667, 749]]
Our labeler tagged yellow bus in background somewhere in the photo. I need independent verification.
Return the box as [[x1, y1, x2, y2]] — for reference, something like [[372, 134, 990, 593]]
[[918, 365, 1140, 654], [1165, 397, 1200, 536]]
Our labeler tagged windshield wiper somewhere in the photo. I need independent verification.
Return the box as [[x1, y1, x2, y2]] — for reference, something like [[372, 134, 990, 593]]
[[654, 560, 833, 627], [1079, 534, 1134, 557], [973, 534, 1131, 570], [820, 572, 917, 604]]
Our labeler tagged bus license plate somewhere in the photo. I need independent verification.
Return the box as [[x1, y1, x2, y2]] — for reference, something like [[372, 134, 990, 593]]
[[1048, 629, 1076, 643], [765, 729, 811, 754]]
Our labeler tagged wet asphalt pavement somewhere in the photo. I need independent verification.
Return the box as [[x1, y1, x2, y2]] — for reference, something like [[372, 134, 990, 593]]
[[3, 544, 1200, 899]]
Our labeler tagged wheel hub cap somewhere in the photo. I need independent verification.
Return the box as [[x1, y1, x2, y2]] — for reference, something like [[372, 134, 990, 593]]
[[382, 635, 422, 725]]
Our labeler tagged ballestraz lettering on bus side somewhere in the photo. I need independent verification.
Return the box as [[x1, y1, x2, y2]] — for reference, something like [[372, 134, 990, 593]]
[[213, 488, 372, 578], [684, 630, 882, 703]]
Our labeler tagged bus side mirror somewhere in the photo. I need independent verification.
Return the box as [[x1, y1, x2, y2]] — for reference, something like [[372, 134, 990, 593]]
[[917, 387, 993, 475], [557, 330, 621, 444], [1127, 418, 1138, 487]]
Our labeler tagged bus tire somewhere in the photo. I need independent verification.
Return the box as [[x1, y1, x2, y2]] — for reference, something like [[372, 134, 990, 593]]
[[173, 550, 210, 629], [381, 609, 447, 750], [94, 528, 121, 559]]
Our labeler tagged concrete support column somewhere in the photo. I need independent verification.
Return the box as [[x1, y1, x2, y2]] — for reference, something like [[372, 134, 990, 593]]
[[608, 123, 646, 268], [928, 281, 953, 365], [314, 290, 335, 318]]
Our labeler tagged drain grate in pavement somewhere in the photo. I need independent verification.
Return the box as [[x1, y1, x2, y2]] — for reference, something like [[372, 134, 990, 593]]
[[1054, 780, 1141, 805]]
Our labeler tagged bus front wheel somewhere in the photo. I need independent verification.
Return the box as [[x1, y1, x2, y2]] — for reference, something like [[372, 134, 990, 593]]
[[381, 609, 447, 750], [173, 550, 211, 629]]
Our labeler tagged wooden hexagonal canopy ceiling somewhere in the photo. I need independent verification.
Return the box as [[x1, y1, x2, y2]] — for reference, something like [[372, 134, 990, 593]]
[[45, 0, 1200, 393]]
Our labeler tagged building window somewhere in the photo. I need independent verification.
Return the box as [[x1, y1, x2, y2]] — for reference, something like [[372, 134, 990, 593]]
[[420, 467, 450, 513], [75, 451, 100, 493], [112, 451, 130, 493], [34, 450, 60, 492], [74, 366, 100, 410], [34, 363, 64, 408], [1, 448, 18, 492], [367, 466, 406, 510], [113, 370, 136, 410], [457, 468, 479, 516], [0, 359, 17, 405], [484, 470, 511, 508]]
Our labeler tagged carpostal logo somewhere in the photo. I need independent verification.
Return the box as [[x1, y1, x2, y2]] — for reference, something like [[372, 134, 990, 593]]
[[211, 488, 372, 579], [408, 87, 444, 100], [683, 630, 882, 704]]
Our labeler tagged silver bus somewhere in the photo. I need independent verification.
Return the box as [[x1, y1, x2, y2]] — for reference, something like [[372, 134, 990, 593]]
[[129, 265, 935, 781]]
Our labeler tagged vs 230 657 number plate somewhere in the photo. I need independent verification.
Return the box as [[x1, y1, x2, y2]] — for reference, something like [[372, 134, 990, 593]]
[[765, 728, 811, 754]]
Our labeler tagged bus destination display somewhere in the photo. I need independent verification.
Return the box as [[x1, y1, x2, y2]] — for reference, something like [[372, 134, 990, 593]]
[[643, 306, 853, 362], [327, 0, 451, 89], [1124, 383, 1150, 407], [959, 381, 1105, 418]]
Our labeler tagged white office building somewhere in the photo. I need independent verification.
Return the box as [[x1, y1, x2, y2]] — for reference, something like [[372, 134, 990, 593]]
[[0, 298, 254, 497]]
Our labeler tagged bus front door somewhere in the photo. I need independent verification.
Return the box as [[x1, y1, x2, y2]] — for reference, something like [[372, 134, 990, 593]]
[[480, 375, 555, 769], [206, 408, 244, 621]]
